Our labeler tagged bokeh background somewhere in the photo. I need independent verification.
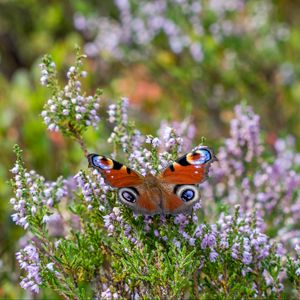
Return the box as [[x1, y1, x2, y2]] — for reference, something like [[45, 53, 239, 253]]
[[1, 0, 300, 298]]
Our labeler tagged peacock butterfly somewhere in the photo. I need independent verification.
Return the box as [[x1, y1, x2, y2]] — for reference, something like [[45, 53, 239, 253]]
[[87, 146, 217, 215]]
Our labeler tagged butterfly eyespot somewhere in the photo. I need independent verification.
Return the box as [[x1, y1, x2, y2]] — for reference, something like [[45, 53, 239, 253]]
[[92, 155, 113, 170], [118, 187, 138, 203], [187, 149, 212, 165], [121, 191, 136, 202], [175, 185, 199, 202], [181, 189, 195, 201]]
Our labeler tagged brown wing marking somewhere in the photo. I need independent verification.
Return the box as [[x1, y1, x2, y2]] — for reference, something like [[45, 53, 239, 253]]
[[136, 194, 160, 214], [162, 192, 185, 213]]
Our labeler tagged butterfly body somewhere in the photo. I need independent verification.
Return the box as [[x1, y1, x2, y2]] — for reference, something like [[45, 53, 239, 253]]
[[88, 146, 216, 215]]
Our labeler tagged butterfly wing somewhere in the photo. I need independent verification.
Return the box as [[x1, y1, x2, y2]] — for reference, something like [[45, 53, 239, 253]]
[[88, 154, 161, 214], [87, 154, 143, 187], [161, 184, 201, 214], [117, 185, 163, 215], [160, 146, 216, 184], [159, 146, 216, 214]]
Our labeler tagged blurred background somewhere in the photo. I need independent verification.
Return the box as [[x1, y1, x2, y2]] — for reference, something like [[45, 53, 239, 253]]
[[1, 0, 300, 298]]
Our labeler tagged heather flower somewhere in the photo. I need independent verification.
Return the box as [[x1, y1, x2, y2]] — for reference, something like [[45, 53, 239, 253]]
[[16, 244, 42, 293], [209, 0, 245, 15], [46, 263, 54, 271], [226, 104, 263, 162], [75, 170, 111, 212], [173, 238, 181, 249], [145, 135, 161, 148], [158, 124, 184, 160], [242, 251, 253, 265], [201, 233, 216, 249], [10, 146, 69, 231], [47, 213, 65, 237], [107, 98, 144, 154], [39, 53, 101, 140], [194, 224, 205, 238], [209, 250, 218, 262]]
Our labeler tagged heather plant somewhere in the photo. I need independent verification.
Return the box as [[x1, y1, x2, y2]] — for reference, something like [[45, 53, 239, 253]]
[[10, 53, 300, 299], [201, 105, 300, 249]]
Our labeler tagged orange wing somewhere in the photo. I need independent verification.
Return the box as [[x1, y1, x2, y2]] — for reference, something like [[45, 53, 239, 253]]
[[160, 146, 217, 184], [159, 183, 201, 214], [87, 154, 143, 188], [118, 186, 162, 215], [162, 192, 186, 213]]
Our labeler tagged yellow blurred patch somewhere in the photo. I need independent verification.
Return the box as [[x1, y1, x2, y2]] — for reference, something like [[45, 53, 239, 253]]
[[155, 50, 176, 66]]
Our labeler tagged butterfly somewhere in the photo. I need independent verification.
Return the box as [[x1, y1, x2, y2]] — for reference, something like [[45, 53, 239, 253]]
[[87, 146, 217, 215]]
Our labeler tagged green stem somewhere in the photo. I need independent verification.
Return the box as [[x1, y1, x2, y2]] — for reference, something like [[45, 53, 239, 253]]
[[68, 122, 88, 157]]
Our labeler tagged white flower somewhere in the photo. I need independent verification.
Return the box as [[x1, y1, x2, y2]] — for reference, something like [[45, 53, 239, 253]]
[[42, 215, 50, 224], [46, 263, 54, 271], [113, 207, 121, 216]]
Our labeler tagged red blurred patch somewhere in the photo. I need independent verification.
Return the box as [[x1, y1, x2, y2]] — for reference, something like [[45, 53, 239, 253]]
[[48, 131, 65, 147], [116, 66, 162, 106], [266, 132, 277, 147]]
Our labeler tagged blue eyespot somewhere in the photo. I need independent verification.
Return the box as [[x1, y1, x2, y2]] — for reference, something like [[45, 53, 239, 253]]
[[119, 188, 138, 203], [200, 149, 212, 163], [175, 185, 199, 202], [92, 156, 111, 170], [181, 189, 195, 202], [192, 149, 212, 164], [122, 191, 136, 203]]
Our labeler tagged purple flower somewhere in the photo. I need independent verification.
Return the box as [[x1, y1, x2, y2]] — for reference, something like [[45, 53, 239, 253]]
[[201, 233, 216, 249], [209, 250, 219, 262], [173, 238, 181, 249], [158, 124, 183, 154], [101, 287, 113, 299], [242, 251, 252, 265], [193, 202, 202, 211], [189, 238, 196, 246], [47, 213, 65, 237], [231, 243, 239, 260], [16, 244, 42, 293], [263, 270, 274, 286], [75, 171, 109, 205], [194, 224, 205, 238], [174, 214, 189, 228]]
